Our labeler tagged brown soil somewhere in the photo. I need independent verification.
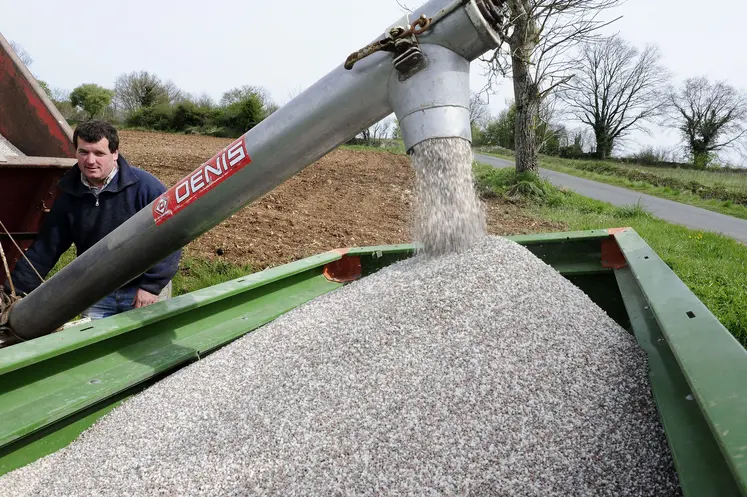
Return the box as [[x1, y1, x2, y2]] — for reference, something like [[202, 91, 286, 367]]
[[119, 130, 563, 270]]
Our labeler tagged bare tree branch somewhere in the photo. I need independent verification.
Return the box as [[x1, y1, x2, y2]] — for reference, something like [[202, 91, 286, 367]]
[[469, 92, 491, 128], [9, 41, 32, 67], [360, 117, 394, 146], [114, 71, 184, 113], [396, 0, 413, 13]]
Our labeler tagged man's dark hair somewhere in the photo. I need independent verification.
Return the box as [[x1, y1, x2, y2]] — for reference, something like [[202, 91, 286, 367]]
[[73, 120, 119, 152]]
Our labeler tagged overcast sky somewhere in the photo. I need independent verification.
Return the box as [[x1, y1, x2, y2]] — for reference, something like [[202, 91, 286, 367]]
[[2, 0, 745, 161]]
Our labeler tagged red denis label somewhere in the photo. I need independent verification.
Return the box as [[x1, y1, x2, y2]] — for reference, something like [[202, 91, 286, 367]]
[[152, 137, 251, 225]]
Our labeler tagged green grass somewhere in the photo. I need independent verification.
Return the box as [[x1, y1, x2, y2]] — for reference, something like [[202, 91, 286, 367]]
[[473, 163, 563, 206], [341, 141, 407, 155], [473, 162, 747, 346], [46, 247, 76, 280], [478, 150, 747, 220], [173, 257, 254, 296], [42, 248, 252, 297], [537, 193, 747, 345], [633, 164, 747, 193]]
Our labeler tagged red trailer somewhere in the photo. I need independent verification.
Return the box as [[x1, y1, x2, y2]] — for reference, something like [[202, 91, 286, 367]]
[[0, 32, 75, 275]]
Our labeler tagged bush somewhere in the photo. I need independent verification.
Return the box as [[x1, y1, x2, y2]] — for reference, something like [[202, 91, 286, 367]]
[[70, 84, 114, 119], [557, 144, 588, 159], [613, 200, 653, 219], [693, 152, 719, 170], [629, 147, 669, 165], [473, 164, 564, 206], [214, 94, 265, 136], [126, 101, 216, 134], [126, 104, 174, 130], [570, 161, 747, 205], [171, 102, 211, 131]]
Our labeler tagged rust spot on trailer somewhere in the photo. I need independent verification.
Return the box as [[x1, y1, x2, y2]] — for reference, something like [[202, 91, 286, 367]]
[[601, 238, 627, 269], [607, 227, 631, 236], [323, 251, 362, 283]]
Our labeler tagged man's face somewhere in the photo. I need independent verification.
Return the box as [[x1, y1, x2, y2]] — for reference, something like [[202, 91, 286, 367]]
[[76, 137, 118, 186]]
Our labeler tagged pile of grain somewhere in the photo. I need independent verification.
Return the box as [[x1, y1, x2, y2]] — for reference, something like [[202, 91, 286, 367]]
[[0, 235, 679, 496]]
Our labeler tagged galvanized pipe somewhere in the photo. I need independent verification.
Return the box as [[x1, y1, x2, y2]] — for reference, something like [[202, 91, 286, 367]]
[[389, 43, 472, 151], [7, 0, 502, 340]]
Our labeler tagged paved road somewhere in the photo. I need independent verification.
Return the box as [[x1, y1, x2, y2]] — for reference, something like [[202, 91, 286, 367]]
[[475, 153, 747, 243]]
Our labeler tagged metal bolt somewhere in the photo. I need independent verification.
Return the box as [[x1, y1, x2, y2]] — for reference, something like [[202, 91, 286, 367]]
[[389, 26, 405, 38]]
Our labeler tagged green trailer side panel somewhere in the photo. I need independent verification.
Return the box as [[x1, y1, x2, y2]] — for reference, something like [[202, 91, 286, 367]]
[[352, 233, 612, 277], [507, 229, 611, 244], [0, 271, 342, 457], [0, 386, 139, 476], [0, 250, 343, 376], [615, 229, 747, 495], [567, 272, 629, 330], [615, 266, 742, 496]]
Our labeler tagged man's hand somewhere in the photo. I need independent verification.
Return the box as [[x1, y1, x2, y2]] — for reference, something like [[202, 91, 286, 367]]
[[133, 288, 159, 308]]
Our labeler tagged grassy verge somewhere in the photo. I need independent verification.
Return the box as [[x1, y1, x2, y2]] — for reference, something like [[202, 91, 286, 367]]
[[474, 162, 747, 346], [478, 150, 747, 220], [173, 257, 253, 296], [341, 142, 407, 155], [44, 247, 253, 298]]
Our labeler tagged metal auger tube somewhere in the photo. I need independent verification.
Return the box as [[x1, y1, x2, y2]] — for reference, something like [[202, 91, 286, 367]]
[[6, 0, 503, 341]]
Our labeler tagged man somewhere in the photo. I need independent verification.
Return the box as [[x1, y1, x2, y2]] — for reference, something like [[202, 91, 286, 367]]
[[2, 120, 180, 319]]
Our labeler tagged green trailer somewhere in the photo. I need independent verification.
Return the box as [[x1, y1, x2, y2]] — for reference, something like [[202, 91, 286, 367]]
[[1, 227, 745, 495]]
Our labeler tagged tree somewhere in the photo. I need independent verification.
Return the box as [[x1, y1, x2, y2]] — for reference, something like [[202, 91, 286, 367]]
[[668, 77, 747, 167], [360, 117, 393, 146], [9, 41, 32, 67], [70, 84, 114, 119], [483, 104, 516, 150], [372, 118, 392, 145], [482, 100, 558, 152], [286, 84, 305, 103], [215, 93, 266, 135], [114, 71, 178, 113], [535, 95, 562, 153], [37, 80, 53, 99], [221, 85, 274, 110], [469, 92, 490, 128], [561, 35, 669, 159], [193, 93, 216, 109], [221, 85, 278, 119], [171, 101, 210, 130], [392, 120, 402, 140], [482, 0, 621, 172]]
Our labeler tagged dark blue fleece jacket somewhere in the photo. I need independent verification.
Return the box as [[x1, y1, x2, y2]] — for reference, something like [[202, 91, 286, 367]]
[[6, 156, 181, 296]]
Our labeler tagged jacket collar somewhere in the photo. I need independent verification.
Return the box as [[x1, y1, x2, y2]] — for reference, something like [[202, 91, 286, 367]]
[[59, 155, 138, 197]]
